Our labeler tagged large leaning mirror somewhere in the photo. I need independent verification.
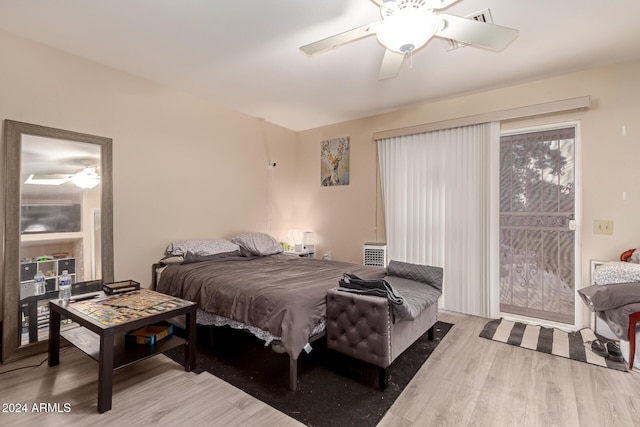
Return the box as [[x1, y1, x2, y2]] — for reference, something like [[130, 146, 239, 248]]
[[2, 120, 113, 363]]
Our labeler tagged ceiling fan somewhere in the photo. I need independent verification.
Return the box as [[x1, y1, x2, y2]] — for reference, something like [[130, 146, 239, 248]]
[[300, 0, 519, 80], [25, 167, 101, 189]]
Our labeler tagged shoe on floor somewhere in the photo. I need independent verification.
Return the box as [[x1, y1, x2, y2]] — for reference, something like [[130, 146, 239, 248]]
[[606, 341, 624, 363], [590, 339, 609, 357]]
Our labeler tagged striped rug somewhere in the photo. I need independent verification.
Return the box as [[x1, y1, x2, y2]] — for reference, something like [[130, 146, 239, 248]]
[[479, 318, 628, 372]]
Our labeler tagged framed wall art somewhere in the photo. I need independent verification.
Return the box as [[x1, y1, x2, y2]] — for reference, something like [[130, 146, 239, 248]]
[[320, 137, 349, 186]]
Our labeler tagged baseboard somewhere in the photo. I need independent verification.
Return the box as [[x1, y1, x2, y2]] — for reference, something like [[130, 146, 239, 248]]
[[500, 313, 576, 333]]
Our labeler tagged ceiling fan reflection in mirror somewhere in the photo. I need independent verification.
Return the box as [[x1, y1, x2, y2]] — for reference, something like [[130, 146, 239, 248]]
[[25, 167, 101, 189], [300, 0, 519, 79]]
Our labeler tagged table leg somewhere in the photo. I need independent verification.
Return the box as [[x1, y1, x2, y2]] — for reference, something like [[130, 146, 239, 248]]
[[185, 309, 196, 372], [28, 299, 38, 344], [48, 307, 61, 367], [98, 331, 115, 413]]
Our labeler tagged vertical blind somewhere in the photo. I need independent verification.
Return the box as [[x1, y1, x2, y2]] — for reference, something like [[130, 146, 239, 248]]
[[376, 122, 498, 316]]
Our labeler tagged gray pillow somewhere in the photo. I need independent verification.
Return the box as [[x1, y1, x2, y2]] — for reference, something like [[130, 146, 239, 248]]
[[231, 232, 283, 256], [387, 260, 443, 292], [166, 239, 240, 256], [578, 282, 640, 312]]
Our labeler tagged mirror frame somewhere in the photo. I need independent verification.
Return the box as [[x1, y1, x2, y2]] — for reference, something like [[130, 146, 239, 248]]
[[2, 120, 114, 363]]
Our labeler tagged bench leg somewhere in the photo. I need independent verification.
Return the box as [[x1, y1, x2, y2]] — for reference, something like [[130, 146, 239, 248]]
[[378, 367, 388, 390], [428, 325, 435, 341]]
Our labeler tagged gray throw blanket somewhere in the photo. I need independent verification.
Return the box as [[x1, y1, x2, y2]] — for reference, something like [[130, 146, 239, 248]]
[[339, 273, 405, 304], [339, 260, 443, 321]]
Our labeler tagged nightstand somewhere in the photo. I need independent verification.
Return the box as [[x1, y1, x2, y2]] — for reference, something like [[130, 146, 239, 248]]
[[283, 250, 315, 259]]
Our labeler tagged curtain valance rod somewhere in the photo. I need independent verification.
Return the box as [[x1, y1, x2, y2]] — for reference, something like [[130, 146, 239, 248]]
[[372, 96, 590, 141]]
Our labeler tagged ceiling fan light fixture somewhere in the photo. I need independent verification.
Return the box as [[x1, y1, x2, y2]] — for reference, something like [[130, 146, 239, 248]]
[[376, 9, 440, 53], [300, 0, 519, 80], [72, 167, 100, 189]]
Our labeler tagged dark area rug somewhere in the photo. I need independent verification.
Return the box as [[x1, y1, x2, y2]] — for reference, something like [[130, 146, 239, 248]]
[[164, 321, 452, 427]]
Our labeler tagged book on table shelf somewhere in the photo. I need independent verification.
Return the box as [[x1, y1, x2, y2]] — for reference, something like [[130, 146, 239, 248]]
[[125, 324, 174, 345]]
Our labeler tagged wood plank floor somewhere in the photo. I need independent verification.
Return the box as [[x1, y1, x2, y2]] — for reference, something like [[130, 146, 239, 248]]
[[1, 311, 638, 426]]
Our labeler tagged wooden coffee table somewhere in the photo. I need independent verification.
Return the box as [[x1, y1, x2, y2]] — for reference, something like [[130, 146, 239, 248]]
[[48, 289, 196, 413]]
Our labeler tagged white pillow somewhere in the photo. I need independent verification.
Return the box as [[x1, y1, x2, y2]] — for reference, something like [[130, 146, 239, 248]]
[[593, 261, 640, 285], [231, 232, 283, 256], [166, 239, 240, 256]]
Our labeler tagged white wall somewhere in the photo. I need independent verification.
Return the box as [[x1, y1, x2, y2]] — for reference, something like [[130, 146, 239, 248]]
[[296, 60, 640, 325], [0, 29, 299, 319]]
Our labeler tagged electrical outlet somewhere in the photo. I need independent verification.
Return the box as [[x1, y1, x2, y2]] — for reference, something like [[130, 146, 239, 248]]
[[594, 220, 614, 235]]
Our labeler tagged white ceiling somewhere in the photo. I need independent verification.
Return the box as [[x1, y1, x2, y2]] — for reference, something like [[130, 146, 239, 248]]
[[1, 0, 640, 131]]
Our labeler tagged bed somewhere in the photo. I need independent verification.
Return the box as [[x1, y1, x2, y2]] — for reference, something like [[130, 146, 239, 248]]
[[153, 233, 386, 389]]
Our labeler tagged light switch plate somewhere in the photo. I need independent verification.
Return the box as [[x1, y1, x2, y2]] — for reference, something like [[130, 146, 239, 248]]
[[594, 220, 614, 235]]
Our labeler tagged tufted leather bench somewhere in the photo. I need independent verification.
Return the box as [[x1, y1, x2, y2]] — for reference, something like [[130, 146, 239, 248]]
[[326, 287, 438, 389]]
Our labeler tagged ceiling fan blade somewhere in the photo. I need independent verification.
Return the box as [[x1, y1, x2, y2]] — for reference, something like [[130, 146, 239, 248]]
[[378, 49, 405, 80], [300, 24, 376, 55], [436, 14, 519, 50], [24, 174, 73, 185]]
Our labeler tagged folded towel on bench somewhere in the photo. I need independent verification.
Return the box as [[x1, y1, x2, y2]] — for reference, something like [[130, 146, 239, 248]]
[[338, 260, 443, 321], [338, 273, 404, 304]]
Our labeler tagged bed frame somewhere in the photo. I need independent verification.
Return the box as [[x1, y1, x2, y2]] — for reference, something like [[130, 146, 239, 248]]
[[151, 262, 318, 390]]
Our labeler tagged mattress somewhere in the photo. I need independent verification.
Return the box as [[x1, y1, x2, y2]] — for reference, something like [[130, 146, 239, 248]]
[[156, 254, 386, 358]]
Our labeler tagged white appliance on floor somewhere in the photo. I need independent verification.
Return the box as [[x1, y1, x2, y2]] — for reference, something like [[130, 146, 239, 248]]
[[363, 242, 387, 267]]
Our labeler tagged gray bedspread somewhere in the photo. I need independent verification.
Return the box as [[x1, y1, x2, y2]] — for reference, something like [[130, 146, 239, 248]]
[[578, 282, 640, 339], [156, 254, 385, 359]]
